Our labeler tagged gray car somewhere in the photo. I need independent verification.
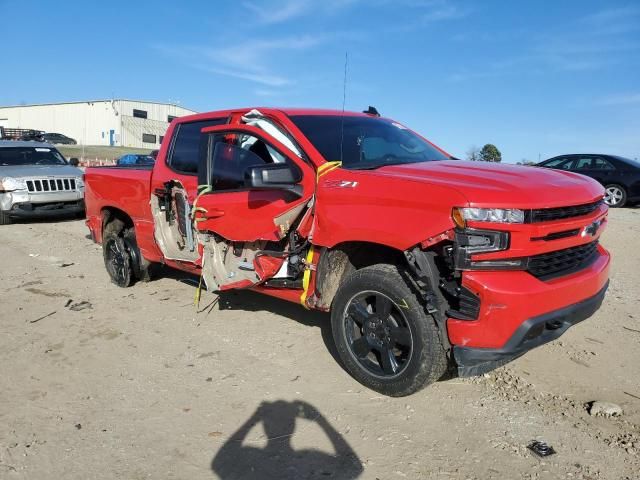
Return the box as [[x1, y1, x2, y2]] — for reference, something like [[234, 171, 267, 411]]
[[0, 141, 85, 225]]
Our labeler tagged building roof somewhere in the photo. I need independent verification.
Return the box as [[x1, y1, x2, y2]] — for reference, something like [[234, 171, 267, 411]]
[[0, 99, 197, 112]]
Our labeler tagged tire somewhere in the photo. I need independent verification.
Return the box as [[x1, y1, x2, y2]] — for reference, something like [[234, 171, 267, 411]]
[[0, 210, 11, 225], [103, 225, 133, 288], [123, 228, 152, 282], [604, 184, 627, 208], [331, 264, 448, 397]]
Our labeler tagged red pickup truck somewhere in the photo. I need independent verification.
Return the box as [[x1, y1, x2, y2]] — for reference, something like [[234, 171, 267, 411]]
[[84, 107, 610, 396]]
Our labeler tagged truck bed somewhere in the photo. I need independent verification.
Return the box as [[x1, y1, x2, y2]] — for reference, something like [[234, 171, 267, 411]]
[[84, 165, 154, 244]]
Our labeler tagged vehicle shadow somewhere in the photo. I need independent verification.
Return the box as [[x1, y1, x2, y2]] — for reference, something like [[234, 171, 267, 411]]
[[211, 400, 363, 480]]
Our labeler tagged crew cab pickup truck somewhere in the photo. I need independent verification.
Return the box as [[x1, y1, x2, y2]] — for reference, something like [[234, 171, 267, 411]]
[[84, 108, 610, 396]]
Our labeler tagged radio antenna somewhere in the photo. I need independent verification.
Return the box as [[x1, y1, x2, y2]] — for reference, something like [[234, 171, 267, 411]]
[[339, 51, 349, 163]]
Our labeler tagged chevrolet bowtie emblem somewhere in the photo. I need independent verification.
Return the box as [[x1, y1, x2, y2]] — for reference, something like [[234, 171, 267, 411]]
[[582, 219, 602, 238]]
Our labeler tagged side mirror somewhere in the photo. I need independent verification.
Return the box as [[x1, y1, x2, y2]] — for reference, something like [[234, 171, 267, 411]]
[[245, 163, 302, 198], [69, 158, 80, 167]]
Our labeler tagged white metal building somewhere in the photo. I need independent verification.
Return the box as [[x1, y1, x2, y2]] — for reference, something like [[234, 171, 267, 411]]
[[0, 100, 197, 148]]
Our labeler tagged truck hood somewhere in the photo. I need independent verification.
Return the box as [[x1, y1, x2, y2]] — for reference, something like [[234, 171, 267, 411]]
[[0, 164, 83, 178], [372, 160, 604, 208]]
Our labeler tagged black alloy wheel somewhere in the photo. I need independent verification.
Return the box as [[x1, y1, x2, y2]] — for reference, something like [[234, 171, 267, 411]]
[[343, 291, 413, 378], [331, 264, 447, 397], [103, 235, 133, 287]]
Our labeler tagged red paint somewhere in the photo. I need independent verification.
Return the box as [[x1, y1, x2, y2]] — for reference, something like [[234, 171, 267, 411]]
[[254, 255, 284, 279], [84, 107, 610, 354], [447, 245, 610, 348]]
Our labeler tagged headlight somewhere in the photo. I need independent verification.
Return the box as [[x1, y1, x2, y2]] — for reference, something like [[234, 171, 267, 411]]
[[453, 229, 525, 270], [76, 177, 85, 189], [0, 177, 28, 192], [453, 207, 525, 227]]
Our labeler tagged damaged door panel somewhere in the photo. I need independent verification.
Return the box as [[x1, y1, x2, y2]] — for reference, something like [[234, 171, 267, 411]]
[[151, 180, 200, 263], [200, 237, 285, 291], [194, 124, 315, 291]]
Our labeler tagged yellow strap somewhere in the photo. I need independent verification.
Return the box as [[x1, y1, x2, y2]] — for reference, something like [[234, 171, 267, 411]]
[[299, 245, 315, 308], [194, 252, 205, 307], [317, 161, 342, 180], [192, 184, 211, 308], [191, 185, 213, 223]]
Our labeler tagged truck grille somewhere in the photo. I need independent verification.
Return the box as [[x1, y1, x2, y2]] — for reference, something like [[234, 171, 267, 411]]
[[26, 178, 77, 193], [527, 241, 599, 280], [528, 200, 604, 223]]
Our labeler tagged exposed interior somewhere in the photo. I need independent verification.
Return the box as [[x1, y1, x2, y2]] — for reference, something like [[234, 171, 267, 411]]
[[151, 182, 200, 263], [152, 110, 311, 292]]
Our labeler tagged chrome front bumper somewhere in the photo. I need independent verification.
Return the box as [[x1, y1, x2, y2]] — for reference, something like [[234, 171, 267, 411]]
[[1, 189, 85, 216]]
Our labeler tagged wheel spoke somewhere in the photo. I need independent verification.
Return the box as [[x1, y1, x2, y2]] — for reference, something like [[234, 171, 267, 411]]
[[378, 346, 398, 374], [375, 294, 392, 320], [351, 336, 371, 358], [389, 327, 411, 347], [348, 302, 371, 325], [606, 187, 623, 205]]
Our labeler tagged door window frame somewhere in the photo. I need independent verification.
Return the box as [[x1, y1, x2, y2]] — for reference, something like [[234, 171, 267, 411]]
[[200, 125, 306, 195]]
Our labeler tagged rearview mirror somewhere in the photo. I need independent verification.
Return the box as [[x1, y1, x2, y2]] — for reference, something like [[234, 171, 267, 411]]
[[69, 158, 80, 167], [245, 163, 302, 197]]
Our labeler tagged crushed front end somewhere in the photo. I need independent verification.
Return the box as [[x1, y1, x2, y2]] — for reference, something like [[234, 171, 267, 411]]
[[440, 200, 610, 376]]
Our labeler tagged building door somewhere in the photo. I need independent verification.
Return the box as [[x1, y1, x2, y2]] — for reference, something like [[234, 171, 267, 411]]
[[109, 129, 115, 146]]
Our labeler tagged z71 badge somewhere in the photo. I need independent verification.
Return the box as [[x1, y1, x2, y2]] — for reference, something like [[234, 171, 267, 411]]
[[322, 180, 359, 189]]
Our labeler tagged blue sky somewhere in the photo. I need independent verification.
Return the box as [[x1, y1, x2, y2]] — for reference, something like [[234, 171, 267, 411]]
[[2, 0, 639, 162]]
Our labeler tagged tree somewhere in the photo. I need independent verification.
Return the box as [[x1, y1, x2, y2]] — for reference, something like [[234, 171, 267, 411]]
[[480, 144, 501, 162], [466, 146, 481, 161]]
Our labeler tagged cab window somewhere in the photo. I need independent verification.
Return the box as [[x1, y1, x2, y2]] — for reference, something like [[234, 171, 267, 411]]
[[168, 118, 226, 174]]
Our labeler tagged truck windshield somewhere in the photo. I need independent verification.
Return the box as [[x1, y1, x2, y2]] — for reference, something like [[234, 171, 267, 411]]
[[290, 115, 450, 169], [0, 147, 67, 166]]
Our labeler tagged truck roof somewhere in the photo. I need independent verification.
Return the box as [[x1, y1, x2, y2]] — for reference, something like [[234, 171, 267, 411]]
[[0, 140, 55, 148], [176, 107, 376, 125]]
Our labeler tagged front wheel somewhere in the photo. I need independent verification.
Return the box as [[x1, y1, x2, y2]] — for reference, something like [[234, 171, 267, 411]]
[[604, 184, 627, 207], [331, 264, 447, 397]]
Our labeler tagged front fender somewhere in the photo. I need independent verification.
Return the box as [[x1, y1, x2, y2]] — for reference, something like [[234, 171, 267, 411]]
[[312, 169, 468, 250]]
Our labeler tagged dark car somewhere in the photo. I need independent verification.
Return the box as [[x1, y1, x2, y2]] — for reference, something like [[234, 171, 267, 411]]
[[116, 154, 155, 166], [538, 154, 640, 207], [42, 133, 77, 145]]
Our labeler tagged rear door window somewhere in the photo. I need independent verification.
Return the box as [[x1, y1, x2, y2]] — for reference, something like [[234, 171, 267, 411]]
[[592, 157, 615, 170], [168, 118, 227, 174]]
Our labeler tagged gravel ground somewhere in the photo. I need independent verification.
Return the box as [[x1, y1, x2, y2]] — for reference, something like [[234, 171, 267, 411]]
[[0, 208, 638, 480]]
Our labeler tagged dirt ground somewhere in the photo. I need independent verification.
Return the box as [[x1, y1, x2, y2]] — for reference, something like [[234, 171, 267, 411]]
[[1, 208, 639, 480]]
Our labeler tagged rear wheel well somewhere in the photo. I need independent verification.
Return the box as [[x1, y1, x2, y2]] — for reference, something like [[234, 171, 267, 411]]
[[102, 207, 134, 236]]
